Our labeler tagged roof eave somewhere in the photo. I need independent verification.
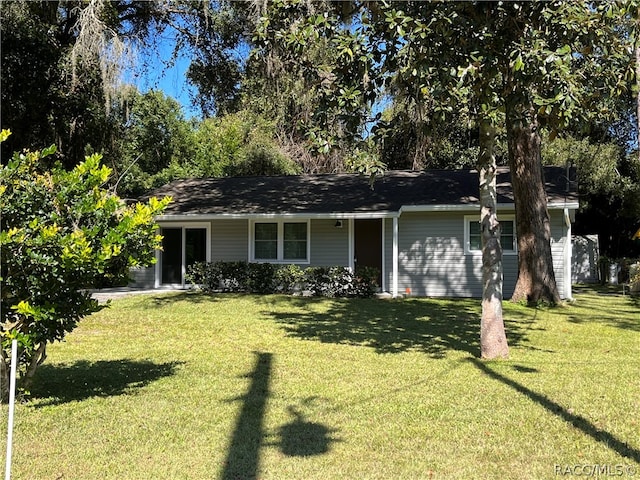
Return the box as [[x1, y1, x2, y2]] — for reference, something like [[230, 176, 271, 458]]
[[155, 201, 579, 222]]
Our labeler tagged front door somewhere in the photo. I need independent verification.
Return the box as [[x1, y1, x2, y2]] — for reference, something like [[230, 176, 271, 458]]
[[354, 219, 382, 286]]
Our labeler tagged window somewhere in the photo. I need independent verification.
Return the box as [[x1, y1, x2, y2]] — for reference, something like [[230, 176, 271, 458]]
[[283, 223, 307, 260], [252, 221, 309, 262], [255, 223, 278, 259], [464, 216, 516, 254], [469, 221, 482, 251]]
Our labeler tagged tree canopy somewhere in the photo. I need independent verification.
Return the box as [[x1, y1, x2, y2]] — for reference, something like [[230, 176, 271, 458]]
[[248, 0, 636, 302], [0, 131, 169, 400]]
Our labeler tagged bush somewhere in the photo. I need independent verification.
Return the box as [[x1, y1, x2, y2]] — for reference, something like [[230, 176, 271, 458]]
[[273, 264, 306, 294], [186, 261, 379, 298], [353, 266, 380, 297], [304, 266, 349, 297], [0, 132, 169, 401], [246, 262, 276, 293]]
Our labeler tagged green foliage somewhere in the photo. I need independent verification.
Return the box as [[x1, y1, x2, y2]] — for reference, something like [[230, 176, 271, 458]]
[[542, 134, 631, 201], [344, 146, 386, 185], [542, 133, 640, 257], [273, 264, 307, 294], [120, 89, 195, 174], [0, 131, 169, 400], [190, 112, 299, 178], [186, 261, 379, 298], [112, 105, 301, 197], [0, 1, 167, 168], [252, 1, 634, 151], [157, 1, 249, 116], [110, 89, 197, 196]]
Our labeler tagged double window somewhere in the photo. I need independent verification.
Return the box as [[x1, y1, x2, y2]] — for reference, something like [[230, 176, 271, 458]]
[[465, 216, 516, 254], [252, 221, 309, 262]]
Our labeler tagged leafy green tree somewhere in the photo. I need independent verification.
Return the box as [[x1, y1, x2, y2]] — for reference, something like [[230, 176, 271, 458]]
[[122, 90, 194, 175], [252, 1, 634, 302], [0, 131, 169, 401], [111, 88, 196, 196], [1, 1, 110, 168], [543, 134, 640, 258], [160, 1, 367, 173], [0, 0, 165, 168], [128, 111, 300, 190], [377, 100, 494, 170], [151, 1, 250, 116]]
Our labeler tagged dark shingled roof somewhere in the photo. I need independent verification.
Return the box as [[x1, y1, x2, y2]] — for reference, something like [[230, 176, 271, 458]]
[[146, 166, 578, 216]]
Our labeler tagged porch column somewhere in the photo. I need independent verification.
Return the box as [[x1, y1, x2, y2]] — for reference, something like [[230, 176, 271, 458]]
[[348, 218, 355, 271], [392, 216, 399, 297]]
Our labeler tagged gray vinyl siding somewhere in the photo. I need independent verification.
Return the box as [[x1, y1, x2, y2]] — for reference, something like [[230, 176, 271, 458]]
[[310, 219, 350, 267], [146, 210, 571, 298], [129, 266, 155, 289], [397, 212, 478, 297], [211, 219, 248, 262], [394, 212, 519, 298], [209, 218, 350, 266], [549, 210, 568, 298]]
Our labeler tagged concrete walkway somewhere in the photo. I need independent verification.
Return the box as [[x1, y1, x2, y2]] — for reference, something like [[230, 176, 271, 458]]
[[90, 287, 186, 303]]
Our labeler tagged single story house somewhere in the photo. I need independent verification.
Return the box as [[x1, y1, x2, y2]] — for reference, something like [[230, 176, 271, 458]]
[[132, 166, 578, 299]]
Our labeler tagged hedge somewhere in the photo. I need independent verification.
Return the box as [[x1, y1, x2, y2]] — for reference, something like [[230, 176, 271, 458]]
[[186, 261, 379, 298]]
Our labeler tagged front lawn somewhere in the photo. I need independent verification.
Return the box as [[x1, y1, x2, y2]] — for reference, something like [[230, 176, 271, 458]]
[[2, 287, 639, 479]]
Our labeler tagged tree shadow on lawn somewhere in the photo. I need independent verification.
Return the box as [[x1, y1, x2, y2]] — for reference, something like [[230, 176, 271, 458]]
[[471, 358, 640, 463], [28, 359, 183, 407], [562, 286, 640, 333], [261, 296, 540, 358], [220, 353, 340, 480]]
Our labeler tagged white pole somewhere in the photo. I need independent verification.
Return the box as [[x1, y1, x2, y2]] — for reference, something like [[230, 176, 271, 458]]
[[5, 339, 18, 480]]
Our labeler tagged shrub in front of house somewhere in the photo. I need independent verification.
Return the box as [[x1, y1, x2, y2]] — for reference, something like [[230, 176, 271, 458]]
[[186, 261, 379, 298], [273, 264, 306, 294]]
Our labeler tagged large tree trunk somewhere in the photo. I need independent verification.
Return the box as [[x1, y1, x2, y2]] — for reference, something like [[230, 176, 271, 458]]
[[478, 120, 509, 359], [506, 100, 561, 304]]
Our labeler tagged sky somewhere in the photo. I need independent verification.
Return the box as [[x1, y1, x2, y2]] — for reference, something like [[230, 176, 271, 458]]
[[124, 30, 200, 119]]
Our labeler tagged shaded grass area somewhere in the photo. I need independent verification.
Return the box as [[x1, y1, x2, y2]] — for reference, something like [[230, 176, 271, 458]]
[[1, 288, 638, 479], [31, 359, 183, 407]]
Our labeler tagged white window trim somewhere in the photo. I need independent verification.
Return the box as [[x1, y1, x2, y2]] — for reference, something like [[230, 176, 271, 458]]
[[249, 219, 311, 264], [464, 214, 517, 256]]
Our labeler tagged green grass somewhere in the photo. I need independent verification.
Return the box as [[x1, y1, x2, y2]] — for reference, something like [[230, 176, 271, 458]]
[[2, 286, 639, 479]]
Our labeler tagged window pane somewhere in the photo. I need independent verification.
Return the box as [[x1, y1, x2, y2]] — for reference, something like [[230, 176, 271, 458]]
[[161, 228, 182, 284], [501, 221, 513, 235], [469, 221, 481, 251], [255, 223, 277, 240], [284, 223, 306, 240], [255, 241, 277, 259], [283, 223, 307, 260], [469, 220, 515, 251], [284, 241, 307, 260], [255, 223, 277, 259], [185, 228, 207, 267], [501, 221, 515, 251]]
